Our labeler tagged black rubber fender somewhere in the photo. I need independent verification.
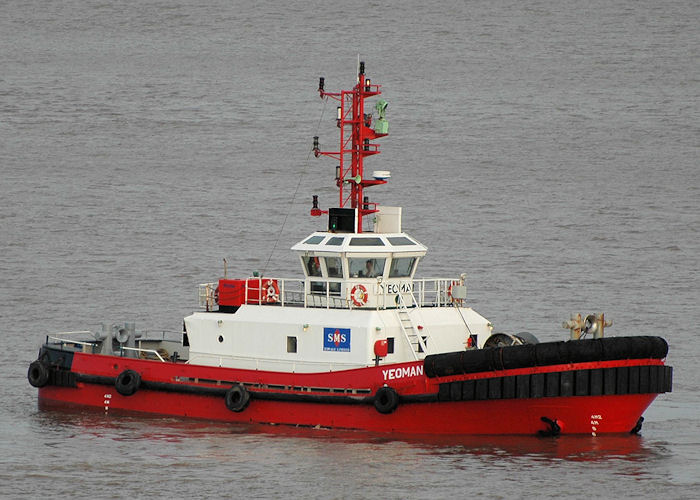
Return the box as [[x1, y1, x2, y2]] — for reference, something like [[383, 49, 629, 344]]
[[28, 360, 50, 388], [572, 339, 604, 363], [649, 336, 669, 359], [424, 350, 464, 378], [374, 386, 399, 414], [424, 336, 669, 378], [534, 341, 570, 366], [225, 383, 250, 412], [115, 369, 141, 396], [461, 348, 491, 374], [600, 336, 633, 361], [500, 343, 537, 370]]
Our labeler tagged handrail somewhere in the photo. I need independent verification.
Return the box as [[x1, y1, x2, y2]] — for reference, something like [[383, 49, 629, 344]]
[[51, 331, 94, 336], [119, 346, 166, 362], [199, 276, 462, 311], [47, 335, 97, 347], [397, 291, 433, 357], [47, 335, 167, 362], [395, 293, 419, 360]]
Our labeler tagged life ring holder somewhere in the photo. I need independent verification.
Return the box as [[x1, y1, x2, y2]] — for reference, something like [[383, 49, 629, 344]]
[[447, 281, 463, 305], [262, 280, 279, 303], [350, 284, 368, 307]]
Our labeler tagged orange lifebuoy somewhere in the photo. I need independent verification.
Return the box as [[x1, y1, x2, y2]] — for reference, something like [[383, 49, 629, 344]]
[[263, 280, 279, 303], [351, 284, 368, 307]]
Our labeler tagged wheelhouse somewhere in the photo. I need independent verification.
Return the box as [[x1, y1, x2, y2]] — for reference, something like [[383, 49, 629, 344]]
[[291, 230, 427, 308]]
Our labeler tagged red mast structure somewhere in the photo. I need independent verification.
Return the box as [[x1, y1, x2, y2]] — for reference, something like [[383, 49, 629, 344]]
[[311, 61, 388, 233]]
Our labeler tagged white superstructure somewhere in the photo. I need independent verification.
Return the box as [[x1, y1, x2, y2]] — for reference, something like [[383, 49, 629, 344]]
[[184, 215, 492, 373]]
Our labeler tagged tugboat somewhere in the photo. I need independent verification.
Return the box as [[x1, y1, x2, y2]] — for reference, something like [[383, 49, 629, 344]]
[[28, 63, 672, 436]]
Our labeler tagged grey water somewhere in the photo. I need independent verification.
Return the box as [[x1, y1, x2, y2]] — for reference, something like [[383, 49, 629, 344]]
[[2, 0, 699, 497]]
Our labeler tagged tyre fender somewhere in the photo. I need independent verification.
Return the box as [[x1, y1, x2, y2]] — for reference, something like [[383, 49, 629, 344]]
[[225, 383, 251, 412], [28, 360, 50, 388], [374, 386, 399, 414], [115, 369, 141, 396]]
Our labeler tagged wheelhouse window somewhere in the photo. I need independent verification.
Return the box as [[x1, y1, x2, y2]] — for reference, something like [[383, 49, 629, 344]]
[[304, 235, 325, 245], [389, 257, 417, 278], [387, 236, 415, 246], [303, 256, 322, 277], [327, 237, 344, 246], [324, 256, 343, 278], [324, 256, 343, 295], [349, 237, 385, 246], [349, 257, 386, 278]]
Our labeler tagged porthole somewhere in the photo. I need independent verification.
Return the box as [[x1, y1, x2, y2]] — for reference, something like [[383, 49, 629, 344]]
[[218, 335, 224, 343]]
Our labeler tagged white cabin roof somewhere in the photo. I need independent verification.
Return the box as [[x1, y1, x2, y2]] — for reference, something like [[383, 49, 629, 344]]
[[291, 232, 427, 255]]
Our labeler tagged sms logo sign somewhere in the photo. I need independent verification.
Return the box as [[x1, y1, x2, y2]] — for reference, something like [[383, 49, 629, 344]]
[[323, 327, 351, 352]]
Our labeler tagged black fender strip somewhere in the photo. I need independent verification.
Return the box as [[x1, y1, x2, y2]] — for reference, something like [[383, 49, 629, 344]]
[[71, 373, 374, 404], [425, 336, 669, 378], [437, 364, 673, 402]]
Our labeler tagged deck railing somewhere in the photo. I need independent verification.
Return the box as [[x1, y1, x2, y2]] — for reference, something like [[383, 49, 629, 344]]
[[198, 277, 466, 310], [46, 334, 171, 361]]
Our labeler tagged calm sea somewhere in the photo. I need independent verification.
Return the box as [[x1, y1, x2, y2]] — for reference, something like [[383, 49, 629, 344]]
[[2, 0, 698, 497]]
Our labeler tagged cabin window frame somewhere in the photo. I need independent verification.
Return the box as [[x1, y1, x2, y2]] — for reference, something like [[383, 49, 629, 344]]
[[388, 256, 418, 278], [348, 256, 387, 278]]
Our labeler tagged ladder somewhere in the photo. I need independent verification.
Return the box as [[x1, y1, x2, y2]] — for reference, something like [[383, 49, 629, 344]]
[[396, 293, 429, 360]]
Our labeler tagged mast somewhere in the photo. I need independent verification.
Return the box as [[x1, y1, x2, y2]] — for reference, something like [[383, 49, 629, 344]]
[[311, 62, 389, 233]]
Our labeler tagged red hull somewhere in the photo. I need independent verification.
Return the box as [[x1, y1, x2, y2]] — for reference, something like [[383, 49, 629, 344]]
[[39, 384, 657, 436], [35, 352, 666, 436]]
